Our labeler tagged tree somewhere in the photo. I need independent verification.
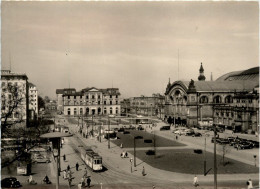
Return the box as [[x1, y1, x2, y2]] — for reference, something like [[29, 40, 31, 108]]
[[1, 82, 26, 135], [217, 144, 231, 166], [38, 96, 45, 111]]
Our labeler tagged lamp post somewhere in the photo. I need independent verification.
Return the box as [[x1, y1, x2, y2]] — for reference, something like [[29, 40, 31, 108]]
[[130, 158, 133, 173], [40, 132, 73, 189], [134, 136, 136, 167]]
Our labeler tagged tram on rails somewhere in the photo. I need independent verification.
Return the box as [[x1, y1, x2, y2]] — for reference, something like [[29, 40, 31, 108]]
[[81, 148, 103, 171]]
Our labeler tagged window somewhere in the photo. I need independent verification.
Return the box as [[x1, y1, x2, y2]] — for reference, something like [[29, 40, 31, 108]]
[[110, 101, 112, 105], [236, 99, 240, 103], [116, 95, 118, 98], [86, 95, 89, 99], [110, 95, 112, 98], [2, 82, 5, 87], [98, 95, 100, 99], [213, 96, 222, 103], [74, 108, 77, 115], [92, 95, 95, 99], [225, 96, 233, 103], [116, 107, 118, 114], [80, 96, 82, 99], [116, 101, 118, 105], [110, 107, 113, 114], [98, 101, 100, 105], [104, 101, 106, 105], [80, 108, 83, 115], [68, 96, 70, 99], [249, 99, 252, 103], [199, 96, 208, 103], [68, 108, 71, 115], [104, 108, 107, 114], [74, 96, 76, 99]]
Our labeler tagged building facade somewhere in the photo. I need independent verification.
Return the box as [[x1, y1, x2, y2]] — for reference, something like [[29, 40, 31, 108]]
[[1, 70, 29, 126], [165, 64, 259, 133], [56, 87, 121, 116], [28, 82, 38, 117], [123, 94, 165, 119]]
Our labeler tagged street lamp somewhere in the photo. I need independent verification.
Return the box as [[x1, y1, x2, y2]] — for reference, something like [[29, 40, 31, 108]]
[[130, 158, 133, 173]]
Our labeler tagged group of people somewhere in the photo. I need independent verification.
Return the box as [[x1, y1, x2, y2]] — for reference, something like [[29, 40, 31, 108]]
[[120, 151, 128, 158], [77, 168, 91, 188]]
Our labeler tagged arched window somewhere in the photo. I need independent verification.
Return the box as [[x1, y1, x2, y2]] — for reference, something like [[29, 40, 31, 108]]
[[213, 96, 222, 103], [80, 108, 83, 115], [68, 108, 71, 115], [74, 108, 77, 115], [110, 107, 113, 114], [116, 107, 118, 114], [225, 96, 233, 103], [98, 107, 101, 115], [199, 96, 208, 103], [104, 108, 107, 114]]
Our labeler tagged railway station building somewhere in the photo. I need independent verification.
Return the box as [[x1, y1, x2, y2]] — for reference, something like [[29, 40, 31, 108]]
[[164, 64, 259, 133]]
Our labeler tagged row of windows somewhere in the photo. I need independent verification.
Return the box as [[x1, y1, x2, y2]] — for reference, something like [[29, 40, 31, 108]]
[[65, 101, 118, 105], [67, 107, 119, 115], [67, 95, 118, 100], [199, 95, 255, 104]]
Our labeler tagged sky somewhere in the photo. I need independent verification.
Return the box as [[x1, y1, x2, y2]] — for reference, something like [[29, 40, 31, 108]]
[[1, 1, 259, 99]]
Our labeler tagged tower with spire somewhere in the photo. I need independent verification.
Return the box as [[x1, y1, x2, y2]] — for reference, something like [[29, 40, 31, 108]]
[[198, 62, 206, 81]]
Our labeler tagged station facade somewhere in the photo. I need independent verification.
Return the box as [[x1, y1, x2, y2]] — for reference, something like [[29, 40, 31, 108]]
[[165, 64, 259, 133]]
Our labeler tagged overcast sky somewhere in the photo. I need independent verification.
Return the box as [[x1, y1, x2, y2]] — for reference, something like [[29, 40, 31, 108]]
[[1, 1, 259, 99]]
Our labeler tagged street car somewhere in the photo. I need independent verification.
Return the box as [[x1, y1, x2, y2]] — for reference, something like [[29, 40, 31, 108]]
[[1, 177, 22, 188]]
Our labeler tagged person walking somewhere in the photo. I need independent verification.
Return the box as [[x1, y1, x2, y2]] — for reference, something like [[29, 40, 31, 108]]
[[63, 170, 67, 179], [84, 168, 88, 178], [142, 166, 146, 176], [120, 143, 123, 148], [76, 162, 79, 171], [67, 165, 70, 171], [63, 154, 66, 161], [193, 175, 199, 187], [87, 177, 91, 188], [247, 179, 253, 189]]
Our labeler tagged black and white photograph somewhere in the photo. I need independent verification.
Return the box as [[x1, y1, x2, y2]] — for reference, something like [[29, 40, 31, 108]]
[[1, 1, 259, 189]]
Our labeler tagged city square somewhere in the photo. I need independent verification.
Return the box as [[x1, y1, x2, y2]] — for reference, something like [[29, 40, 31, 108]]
[[1, 1, 259, 189]]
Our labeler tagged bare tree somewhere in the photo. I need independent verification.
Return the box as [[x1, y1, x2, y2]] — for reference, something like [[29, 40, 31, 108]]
[[1, 82, 26, 135], [217, 144, 231, 166]]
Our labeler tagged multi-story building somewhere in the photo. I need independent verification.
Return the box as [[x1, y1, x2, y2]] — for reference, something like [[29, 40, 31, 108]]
[[1, 70, 29, 126], [165, 64, 259, 133], [56, 87, 121, 116], [124, 94, 165, 118], [28, 82, 38, 118]]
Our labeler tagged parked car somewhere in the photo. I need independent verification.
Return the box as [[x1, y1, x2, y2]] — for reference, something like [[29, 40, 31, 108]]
[[123, 131, 130, 134], [160, 126, 170, 131], [185, 130, 195, 136], [118, 128, 125, 132], [135, 136, 143, 139], [218, 138, 229, 145], [192, 132, 202, 137], [235, 142, 254, 150], [1, 177, 22, 188]]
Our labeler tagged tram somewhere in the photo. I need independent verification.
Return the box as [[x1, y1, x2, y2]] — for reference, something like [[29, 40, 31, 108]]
[[81, 148, 103, 171]]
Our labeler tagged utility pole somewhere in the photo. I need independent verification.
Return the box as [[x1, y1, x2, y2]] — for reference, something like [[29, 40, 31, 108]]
[[92, 114, 93, 136], [134, 137, 136, 167], [153, 131, 156, 158], [213, 106, 217, 189]]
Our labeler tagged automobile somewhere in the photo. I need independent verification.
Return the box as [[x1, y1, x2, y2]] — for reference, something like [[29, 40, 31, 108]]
[[235, 142, 254, 150], [174, 130, 182, 135], [146, 150, 155, 155], [135, 136, 143, 139], [144, 139, 153, 143], [160, 126, 170, 131], [227, 137, 235, 143], [192, 132, 202, 137], [218, 138, 229, 145], [1, 177, 22, 188], [123, 131, 130, 134], [118, 128, 125, 132], [33, 155, 51, 163], [137, 126, 144, 130], [185, 130, 195, 136]]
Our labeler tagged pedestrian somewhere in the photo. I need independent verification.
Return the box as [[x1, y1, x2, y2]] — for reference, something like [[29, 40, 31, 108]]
[[193, 175, 199, 187], [78, 182, 82, 189], [76, 162, 79, 171], [67, 165, 70, 171], [142, 166, 146, 176], [63, 170, 67, 179], [120, 143, 123, 148], [81, 177, 85, 187], [176, 135, 178, 140], [63, 154, 66, 161], [247, 179, 253, 189], [84, 168, 88, 178], [87, 177, 91, 188], [125, 151, 128, 158]]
